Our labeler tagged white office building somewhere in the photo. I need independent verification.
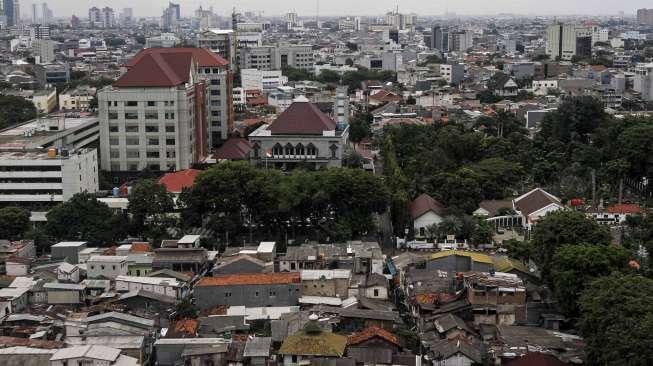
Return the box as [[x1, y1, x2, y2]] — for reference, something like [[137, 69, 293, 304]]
[[241, 69, 288, 91]]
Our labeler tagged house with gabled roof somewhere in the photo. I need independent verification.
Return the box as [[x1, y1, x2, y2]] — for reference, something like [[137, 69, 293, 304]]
[[512, 188, 563, 230], [410, 193, 447, 239], [248, 96, 349, 170]]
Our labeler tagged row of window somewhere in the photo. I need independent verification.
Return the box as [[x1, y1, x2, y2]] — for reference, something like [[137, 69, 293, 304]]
[[109, 138, 175, 146], [223, 288, 299, 297], [109, 125, 176, 133], [108, 112, 176, 120], [110, 163, 175, 171], [110, 150, 176, 159], [107, 101, 175, 107]]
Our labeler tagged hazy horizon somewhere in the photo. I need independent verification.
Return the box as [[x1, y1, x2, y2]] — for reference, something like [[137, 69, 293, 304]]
[[22, 0, 652, 18]]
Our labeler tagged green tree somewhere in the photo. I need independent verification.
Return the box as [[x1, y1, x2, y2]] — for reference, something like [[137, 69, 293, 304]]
[[128, 179, 175, 244], [0, 95, 37, 129], [501, 239, 532, 261], [579, 274, 653, 365], [552, 244, 631, 320], [348, 117, 371, 146], [45, 192, 123, 245], [539, 96, 607, 144], [0, 207, 31, 239], [531, 210, 611, 283]]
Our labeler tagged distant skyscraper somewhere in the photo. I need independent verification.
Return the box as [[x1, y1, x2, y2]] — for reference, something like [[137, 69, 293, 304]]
[[101, 7, 115, 28], [546, 23, 592, 61], [3, 0, 20, 26], [637, 8, 653, 25], [431, 25, 449, 52], [88, 6, 101, 27], [120, 8, 133, 26], [162, 2, 180, 31], [42, 3, 52, 24], [32, 3, 38, 23], [169, 2, 180, 20]]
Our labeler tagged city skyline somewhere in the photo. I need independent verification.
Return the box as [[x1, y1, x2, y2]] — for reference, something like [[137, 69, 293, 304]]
[[15, 0, 653, 19]]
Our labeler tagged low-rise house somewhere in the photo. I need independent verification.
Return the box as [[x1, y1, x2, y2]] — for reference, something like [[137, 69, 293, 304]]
[[56, 262, 81, 283], [115, 276, 188, 301], [277, 242, 384, 274], [513, 188, 563, 230], [194, 272, 301, 309], [464, 272, 526, 326], [152, 248, 209, 273], [473, 200, 513, 217], [360, 273, 389, 300], [0, 287, 29, 316], [491, 325, 584, 364], [197, 315, 250, 338], [588, 203, 644, 226], [78, 247, 106, 264], [87, 256, 128, 279], [49, 345, 139, 366], [300, 269, 351, 299], [278, 314, 348, 365], [0, 346, 57, 365], [50, 242, 87, 264], [410, 194, 447, 239], [213, 254, 269, 275], [0, 240, 35, 260], [423, 337, 483, 366], [58, 85, 97, 111], [43, 283, 86, 305], [116, 289, 177, 319], [347, 326, 413, 366], [426, 251, 495, 274], [154, 338, 230, 366], [243, 337, 272, 366], [81, 279, 111, 297], [4, 258, 31, 276], [434, 314, 476, 340]]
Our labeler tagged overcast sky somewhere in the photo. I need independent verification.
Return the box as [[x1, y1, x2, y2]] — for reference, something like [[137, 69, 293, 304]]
[[31, 0, 649, 18]]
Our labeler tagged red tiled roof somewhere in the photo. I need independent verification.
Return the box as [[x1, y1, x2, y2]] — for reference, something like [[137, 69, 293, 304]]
[[124, 47, 228, 68], [268, 101, 336, 135], [505, 352, 569, 366], [409, 193, 447, 219], [606, 203, 643, 215], [196, 272, 300, 287], [130, 242, 152, 253], [167, 318, 199, 338], [114, 52, 193, 87], [0, 336, 65, 349], [414, 292, 457, 305], [213, 138, 253, 161], [348, 326, 401, 347], [159, 169, 202, 193]]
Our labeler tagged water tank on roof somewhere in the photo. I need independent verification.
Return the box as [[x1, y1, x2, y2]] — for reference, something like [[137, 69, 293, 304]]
[[47, 148, 57, 158], [112, 187, 120, 197]]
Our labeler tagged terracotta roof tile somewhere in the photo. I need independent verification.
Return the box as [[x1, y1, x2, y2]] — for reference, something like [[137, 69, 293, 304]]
[[167, 318, 199, 338], [130, 242, 152, 253], [114, 52, 192, 87], [213, 138, 253, 160], [606, 203, 643, 215], [505, 352, 569, 366], [268, 101, 336, 135], [124, 47, 228, 68], [196, 272, 300, 287], [409, 193, 447, 219], [348, 326, 401, 347], [159, 169, 202, 193]]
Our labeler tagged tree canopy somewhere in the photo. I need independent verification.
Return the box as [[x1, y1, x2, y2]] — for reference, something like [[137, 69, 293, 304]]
[[128, 179, 175, 244], [45, 192, 125, 245], [0, 207, 31, 239], [0, 95, 37, 129], [579, 274, 653, 365]]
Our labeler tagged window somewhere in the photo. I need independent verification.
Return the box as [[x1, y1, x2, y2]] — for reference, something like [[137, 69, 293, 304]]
[[125, 101, 138, 107], [307, 144, 317, 156], [109, 125, 119, 132], [212, 68, 220, 73], [126, 125, 139, 133], [330, 144, 338, 159], [125, 112, 138, 120], [273, 143, 283, 156], [110, 150, 120, 158], [90, 265, 95, 270], [210, 90, 221, 96], [126, 150, 140, 158], [296, 143, 305, 155], [165, 112, 175, 119], [284, 143, 294, 155], [148, 138, 159, 146], [145, 125, 159, 133], [374, 289, 379, 297], [210, 79, 221, 85], [112, 265, 116, 270], [269, 290, 276, 296], [147, 101, 157, 107], [128, 164, 138, 171], [101, 265, 105, 270], [211, 111, 221, 117], [255, 291, 259, 297], [109, 138, 119, 146], [108, 112, 118, 120], [149, 164, 160, 171], [166, 138, 176, 145], [145, 112, 158, 120], [126, 137, 139, 145], [166, 151, 176, 158], [165, 125, 175, 133], [225, 292, 232, 297], [147, 151, 160, 158], [164, 101, 175, 106]]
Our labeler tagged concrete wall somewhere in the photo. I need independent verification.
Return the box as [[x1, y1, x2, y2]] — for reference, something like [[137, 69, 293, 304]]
[[194, 283, 301, 310]]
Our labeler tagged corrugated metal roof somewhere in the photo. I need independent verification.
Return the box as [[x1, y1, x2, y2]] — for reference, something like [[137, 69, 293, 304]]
[[300, 269, 351, 280], [430, 250, 494, 264], [50, 345, 121, 361], [243, 337, 272, 357]]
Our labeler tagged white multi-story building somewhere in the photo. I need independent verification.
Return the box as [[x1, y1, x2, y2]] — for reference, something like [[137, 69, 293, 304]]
[[0, 148, 98, 215], [242, 69, 288, 91], [59, 85, 97, 111], [546, 23, 592, 61], [240, 45, 314, 71], [634, 62, 653, 101], [197, 29, 262, 69], [86, 255, 128, 279], [32, 39, 55, 64], [98, 48, 230, 178], [115, 275, 188, 300], [591, 26, 609, 45]]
